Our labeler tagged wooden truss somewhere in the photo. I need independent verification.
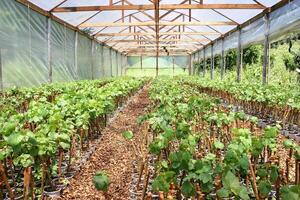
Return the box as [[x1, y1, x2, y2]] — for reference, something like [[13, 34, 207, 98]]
[[19, 0, 268, 56]]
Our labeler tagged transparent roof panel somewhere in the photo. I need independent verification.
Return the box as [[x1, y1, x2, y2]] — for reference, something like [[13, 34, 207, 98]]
[[26, 0, 282, 55], [60, 0, 113, 7], [28, 0, 64, 11], [53, 11, 98, 26]]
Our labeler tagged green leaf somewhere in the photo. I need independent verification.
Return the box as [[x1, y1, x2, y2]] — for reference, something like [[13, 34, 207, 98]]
[[217, 188, 230, 198], [161, 160, 168, 169], [238, 186, 250, 200], [258, 180, 272, 198], [122, 131, 134, 140], [199, 173, 211, 184], [59, 142, 70, 150], [93, 171, 110, 191], [182, 181, 195, 197], [270, 165, 279, 183], [283, 139, 295, 149], [239, 155, 249, 170], [222, 171, 241, 196], [280, 185, 300, 200], [214, 140, 224, 150], [5, 133, 24, 146], [257, 168, 268, 178], [152, 171, 175, 192], [14, 154, 34, 168]]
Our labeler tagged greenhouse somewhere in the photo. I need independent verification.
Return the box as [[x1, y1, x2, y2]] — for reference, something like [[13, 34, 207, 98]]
[[0, 0, 300, 199]]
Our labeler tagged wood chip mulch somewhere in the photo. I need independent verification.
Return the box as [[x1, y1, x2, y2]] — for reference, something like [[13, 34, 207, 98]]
[[61, 86, 150, 200]]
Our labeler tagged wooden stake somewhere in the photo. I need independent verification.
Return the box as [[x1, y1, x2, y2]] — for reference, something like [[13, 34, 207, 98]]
[[0, 161, 14, 199]]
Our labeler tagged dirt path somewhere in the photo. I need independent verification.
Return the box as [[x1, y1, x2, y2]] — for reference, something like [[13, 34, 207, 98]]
[[61, 86, 150, 200]]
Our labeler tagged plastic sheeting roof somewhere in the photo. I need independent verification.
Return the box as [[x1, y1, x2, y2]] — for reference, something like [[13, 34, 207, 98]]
[[27, 0, 281, 56]]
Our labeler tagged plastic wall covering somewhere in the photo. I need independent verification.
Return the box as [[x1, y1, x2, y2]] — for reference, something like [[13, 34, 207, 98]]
[[51, 21, 76, 82], [241, 17, 265, 47], [224, 32, 238, 51], [0, 0, 121, 89], [103, 46, 112, 77], [92, 42, 103, 79], [111, 50, 117, 77], [0, 0, 48, 88], [118, 53, 122, 76], [195, 0, 300, 57], [205, 46, 212, 59], [269, 0, 300, 40], [77, 34, 93, 80], [213, 40, 222, 56]]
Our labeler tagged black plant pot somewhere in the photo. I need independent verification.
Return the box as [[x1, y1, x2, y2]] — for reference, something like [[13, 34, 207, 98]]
[[5, 188, 24, 200], [51, 178, 68, 190], [44, 186, 61, 198]]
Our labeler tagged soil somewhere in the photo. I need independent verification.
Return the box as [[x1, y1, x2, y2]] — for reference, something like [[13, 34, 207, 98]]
[[61, 86, 150, 200]]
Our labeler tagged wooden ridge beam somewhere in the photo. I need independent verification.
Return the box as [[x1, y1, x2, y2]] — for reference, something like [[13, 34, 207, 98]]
[[80, 21, 237, 28], [104, 38, 209, 43], [125, 49, 191, 53], [114, 43, 202, 47], [127, 53, 189, 56], [53, 4, 265, 12], [119, 46, 198, 50], [96, 31, 220, 37]]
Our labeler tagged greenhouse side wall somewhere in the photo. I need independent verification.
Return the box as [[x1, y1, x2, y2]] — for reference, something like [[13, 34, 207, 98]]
[[192, 0, 300, 82], [0, 0, 123, 89]]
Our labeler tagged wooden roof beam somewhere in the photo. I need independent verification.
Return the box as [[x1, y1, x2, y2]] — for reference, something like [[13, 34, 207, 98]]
[[53, 4, 265, 12], [80, 21, 237, 28], [104, 38, 209, 43], [95, 31, 220, 37], [114, 43, 202, 47]]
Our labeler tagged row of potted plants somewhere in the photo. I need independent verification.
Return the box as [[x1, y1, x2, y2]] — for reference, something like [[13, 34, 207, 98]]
[[184, 76, 300, 126], [140, 77, 300, 200], [0, 77, 147, 199]]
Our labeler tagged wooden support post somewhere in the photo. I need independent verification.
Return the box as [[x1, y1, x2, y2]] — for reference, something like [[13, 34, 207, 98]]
[[129, 15, 132, 34], [0, 48, 3, 91], [203, 48, 206, 77], [236, 28, 242, 82], [210, 45, 214, 80], [47, 18, 52, 83], [263, 14, 270, 85], [189, 0, 192, 22], [122, 0, 124, 22], [221, 38, 225, 80], [75, 31, 78, 80]]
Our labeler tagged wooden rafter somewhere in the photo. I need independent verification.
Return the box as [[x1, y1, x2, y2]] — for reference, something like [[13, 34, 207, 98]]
[[104, 38, 209, 43], [95, 31, 220, 37], [114, 43, 202, 47], [80, 21, 237, 28], [159, 0, 189, 20], [52, 4, 265, 12], [121, 46, 197, 50]]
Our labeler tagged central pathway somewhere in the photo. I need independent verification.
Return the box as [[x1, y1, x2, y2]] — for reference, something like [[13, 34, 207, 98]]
[[61, 86, 150, 200]]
